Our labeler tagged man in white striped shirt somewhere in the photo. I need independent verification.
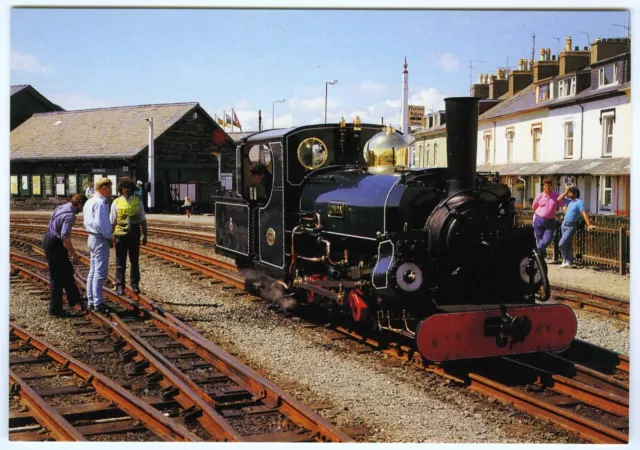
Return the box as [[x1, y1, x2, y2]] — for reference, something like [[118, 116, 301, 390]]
[[83, 177, 113, 313]]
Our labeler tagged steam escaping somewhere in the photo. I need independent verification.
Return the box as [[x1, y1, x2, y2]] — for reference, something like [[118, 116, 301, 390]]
[[238, 268, 298, 312]]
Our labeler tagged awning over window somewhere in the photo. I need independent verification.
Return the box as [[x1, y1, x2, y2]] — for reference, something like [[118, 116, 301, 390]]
[[477, 157, 630, 176]]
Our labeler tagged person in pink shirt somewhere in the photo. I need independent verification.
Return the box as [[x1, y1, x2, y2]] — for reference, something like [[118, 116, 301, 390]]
[[532, 179, 561, 256]]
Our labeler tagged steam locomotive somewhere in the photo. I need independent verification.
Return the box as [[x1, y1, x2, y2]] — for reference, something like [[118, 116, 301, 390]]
[[214, 97, 577, 361]]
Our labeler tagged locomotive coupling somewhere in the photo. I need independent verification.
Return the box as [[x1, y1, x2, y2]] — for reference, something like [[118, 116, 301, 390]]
[[483, 305, 532, 350]]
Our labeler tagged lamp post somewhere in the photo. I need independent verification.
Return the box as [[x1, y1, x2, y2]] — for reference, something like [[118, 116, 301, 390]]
[[324, 79, 338, 124], [144, 118, 155, 211], [272, 99, 285, 129]]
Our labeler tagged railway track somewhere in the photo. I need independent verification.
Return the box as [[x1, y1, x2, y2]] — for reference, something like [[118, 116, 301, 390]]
[[9, 221, 216, 245], [9, 225, 630, 443], [8, 250, 353, 442]]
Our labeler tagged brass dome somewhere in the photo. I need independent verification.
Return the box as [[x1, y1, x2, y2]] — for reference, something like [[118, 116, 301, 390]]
[[363, 128, 410, 167]]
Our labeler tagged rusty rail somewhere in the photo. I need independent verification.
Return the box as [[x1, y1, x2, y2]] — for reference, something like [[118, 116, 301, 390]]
[[9, 322, 202, 442], [9, 369, 87, 441]]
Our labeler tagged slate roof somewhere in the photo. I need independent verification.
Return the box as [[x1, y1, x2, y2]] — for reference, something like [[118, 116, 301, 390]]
[[10, 85, 28, 96], [11, 102, 200, 160], [476, 157, 630, 176]]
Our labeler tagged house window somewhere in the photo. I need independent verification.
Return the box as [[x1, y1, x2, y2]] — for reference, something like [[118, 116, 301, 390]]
[[564, 121, 574, 158], [506, 129, 514, 163], [537, 84, 549, 102], [433, 142, 439, 166], [558, 77, 576, 97], [484, 133, 492, 164], [602, 114, 614, 156], [599, 64, 617, 87], [532, 127, 542, 161], [425, 143, 431, 166], [600, 176, 613, 209]]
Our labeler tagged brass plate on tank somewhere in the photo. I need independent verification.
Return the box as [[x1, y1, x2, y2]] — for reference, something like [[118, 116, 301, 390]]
[[327, 202, 345, 219], [266, 227, 276, 246]]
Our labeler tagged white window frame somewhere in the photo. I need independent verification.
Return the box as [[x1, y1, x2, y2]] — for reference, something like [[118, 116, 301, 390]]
[[505, 129, 514, 163], [564, 121, 574, 159], [602, 113, 614, 157], [433, 142, 439, 166], [425, 143, 431, 166], [600, 175, 613, 210], [483, 132, 492, 164], [570, 77, 576, 95], [558, 80, 565, 97], [532, 126, 542, 161], [599, 64, 618, 87]]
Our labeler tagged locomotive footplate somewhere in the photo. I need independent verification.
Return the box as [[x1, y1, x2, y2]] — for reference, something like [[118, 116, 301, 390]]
[[415, 304, 577, 362]]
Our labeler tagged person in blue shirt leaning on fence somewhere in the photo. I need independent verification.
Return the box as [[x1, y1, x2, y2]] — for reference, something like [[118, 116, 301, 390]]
[[558, 186, 596, 268]]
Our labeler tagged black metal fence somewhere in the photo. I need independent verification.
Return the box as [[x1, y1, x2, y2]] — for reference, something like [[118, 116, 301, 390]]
[[515, 210, 631, 275]]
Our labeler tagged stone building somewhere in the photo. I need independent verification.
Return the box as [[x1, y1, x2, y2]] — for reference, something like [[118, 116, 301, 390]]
[[10, 102, 236, 213]]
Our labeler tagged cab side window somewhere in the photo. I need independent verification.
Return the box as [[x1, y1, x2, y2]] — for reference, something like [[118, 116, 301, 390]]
[[243, 143, 273, 202]]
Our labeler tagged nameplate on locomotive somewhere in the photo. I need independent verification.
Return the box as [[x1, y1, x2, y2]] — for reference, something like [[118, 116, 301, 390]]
[[327, 202, 346, 218]]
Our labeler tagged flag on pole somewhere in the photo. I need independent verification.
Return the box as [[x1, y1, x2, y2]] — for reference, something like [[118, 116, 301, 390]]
[[224, 113, 232, 127], [232, 110, 242, 131], [215, 115, 224, 126]]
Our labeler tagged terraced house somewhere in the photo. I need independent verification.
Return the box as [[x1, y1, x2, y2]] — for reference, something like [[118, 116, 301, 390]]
[[476, 37, 630, 216], [412, 36, 631, 217]]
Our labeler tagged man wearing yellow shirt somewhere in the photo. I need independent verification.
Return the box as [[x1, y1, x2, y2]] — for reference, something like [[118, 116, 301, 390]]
[[110, 177, 148, 294]]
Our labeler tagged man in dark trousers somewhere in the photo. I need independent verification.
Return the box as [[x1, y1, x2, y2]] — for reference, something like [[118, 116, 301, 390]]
[[43, 193, 88, 317], [110, 177, 148, 294]]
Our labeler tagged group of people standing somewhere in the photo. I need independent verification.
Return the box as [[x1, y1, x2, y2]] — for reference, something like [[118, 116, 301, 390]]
[[532, 179, 595, 268], [43, 177, 148, 317]]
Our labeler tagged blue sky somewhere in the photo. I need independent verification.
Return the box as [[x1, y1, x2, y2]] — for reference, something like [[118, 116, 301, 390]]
[[10, 8, 631, 131]]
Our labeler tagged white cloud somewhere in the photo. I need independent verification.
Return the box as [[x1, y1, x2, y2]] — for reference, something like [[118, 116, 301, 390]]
[[11, 52, 54, 74], [359, 80, 387, 94], [385, 99, 401, 108], [289, 96, 330, 112], [48, 93, 112, 111], [437, 52, 461, 72]]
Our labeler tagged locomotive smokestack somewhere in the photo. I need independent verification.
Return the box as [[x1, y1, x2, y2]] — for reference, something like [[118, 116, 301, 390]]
[[445, 97, 479, 195]]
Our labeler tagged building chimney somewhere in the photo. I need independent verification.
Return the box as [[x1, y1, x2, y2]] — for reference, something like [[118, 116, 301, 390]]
[[590, 36, 630, 64], [489, 68, 509, 99], [546, 48, 551, 61], [534, 49, 560, 82], [565, 36, 572, 52], [539, 48, 545, 61]]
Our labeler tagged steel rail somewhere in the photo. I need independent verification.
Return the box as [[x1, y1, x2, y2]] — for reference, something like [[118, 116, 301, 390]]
[[502, 356, 628, 417], [146, 241, 237, 272], [551, 285, 629, 321], [10, 222, 215, 244], [467, 373, 628, 444], [9, 369, 87, 441], [87, 312, 244, 441], [9, 323, 202, 442], [10, 253, 352, 443]]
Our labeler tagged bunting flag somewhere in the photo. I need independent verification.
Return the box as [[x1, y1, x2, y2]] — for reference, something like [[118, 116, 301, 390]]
[[232, 110, 242, 131], [225, 113, 232, 126]]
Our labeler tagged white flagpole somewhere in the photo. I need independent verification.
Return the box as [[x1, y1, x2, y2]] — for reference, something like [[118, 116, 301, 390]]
[[231, 108, 234, 133], [223, 110, 226, 129]]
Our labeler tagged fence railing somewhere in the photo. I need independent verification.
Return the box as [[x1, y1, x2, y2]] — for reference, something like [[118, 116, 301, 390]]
[[515, 210, 631, 275]]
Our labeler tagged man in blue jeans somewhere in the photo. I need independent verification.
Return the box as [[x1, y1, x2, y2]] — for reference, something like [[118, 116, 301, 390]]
[[559, 186, 595, 268], [83, 177, 114, 313]]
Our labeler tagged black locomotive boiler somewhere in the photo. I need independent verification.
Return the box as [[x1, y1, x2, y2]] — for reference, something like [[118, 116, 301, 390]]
[[214, 97, 577, 361]]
